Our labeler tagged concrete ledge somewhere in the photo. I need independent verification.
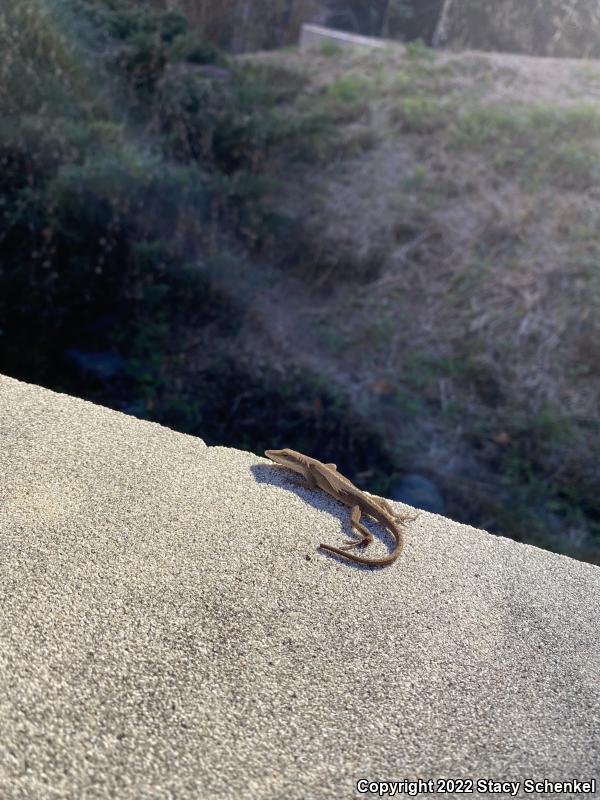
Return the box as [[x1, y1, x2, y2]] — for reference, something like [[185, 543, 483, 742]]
[[1, 373, 599, 798], [300, 23, 390, 52]]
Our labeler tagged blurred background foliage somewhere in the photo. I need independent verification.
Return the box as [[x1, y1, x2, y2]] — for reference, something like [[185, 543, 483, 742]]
[[434, 0, 600, 57], [0, 0, 382, 481], [137, 0, 600, 57], [1, 0, 600, 564], [0, 0, 329, 386]]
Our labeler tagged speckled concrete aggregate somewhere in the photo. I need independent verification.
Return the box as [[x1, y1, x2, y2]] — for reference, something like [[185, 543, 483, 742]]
[[0, 374, 598, 799]]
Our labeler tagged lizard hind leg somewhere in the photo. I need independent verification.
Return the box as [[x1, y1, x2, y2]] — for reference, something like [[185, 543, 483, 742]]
[[340, 505, 374, 550]]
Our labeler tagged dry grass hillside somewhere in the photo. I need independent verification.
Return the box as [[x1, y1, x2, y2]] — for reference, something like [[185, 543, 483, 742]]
[[231, 41, 600, 563]]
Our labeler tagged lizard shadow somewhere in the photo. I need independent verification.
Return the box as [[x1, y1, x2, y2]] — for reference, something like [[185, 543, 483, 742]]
[[253, 463, 398, 571]]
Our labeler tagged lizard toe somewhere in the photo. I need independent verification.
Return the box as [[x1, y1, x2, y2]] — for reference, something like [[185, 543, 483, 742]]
[[341, 538, 367, 550]]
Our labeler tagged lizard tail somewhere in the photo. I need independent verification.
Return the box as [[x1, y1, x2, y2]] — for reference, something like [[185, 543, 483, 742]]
[[319, 529, 404, 568]]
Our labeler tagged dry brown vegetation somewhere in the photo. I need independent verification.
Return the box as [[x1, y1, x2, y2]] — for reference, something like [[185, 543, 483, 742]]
[[233, 42, 600, 563]]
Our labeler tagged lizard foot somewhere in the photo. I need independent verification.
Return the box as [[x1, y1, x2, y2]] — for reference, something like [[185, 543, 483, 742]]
[[340, 538, 368, 550]]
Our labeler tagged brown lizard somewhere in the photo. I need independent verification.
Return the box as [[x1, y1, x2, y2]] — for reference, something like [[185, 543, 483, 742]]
[[265, 448, 416, 567]]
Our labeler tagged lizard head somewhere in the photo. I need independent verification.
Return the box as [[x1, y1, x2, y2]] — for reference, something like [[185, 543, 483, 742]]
[[264, 448, 306, 475]]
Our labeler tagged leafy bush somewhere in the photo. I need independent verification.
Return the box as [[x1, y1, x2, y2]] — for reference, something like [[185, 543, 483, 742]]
[[169, 32, 226, 65], [0, 0, 329, 388], [391, 95, 447, 133], [212, 63, 333, 171], [0, 1, 219, 380], [156, 69, 229, 162], [405, 38, 435, 59]]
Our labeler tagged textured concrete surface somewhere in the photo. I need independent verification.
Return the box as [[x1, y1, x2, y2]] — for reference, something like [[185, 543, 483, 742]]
[[0, 373, 598, 800]]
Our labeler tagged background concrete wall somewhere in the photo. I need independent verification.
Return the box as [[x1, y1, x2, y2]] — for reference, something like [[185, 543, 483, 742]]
[[300, 23, 390, 51]]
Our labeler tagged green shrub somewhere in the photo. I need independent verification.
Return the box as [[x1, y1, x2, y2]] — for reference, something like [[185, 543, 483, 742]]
[[326, 74, 373, 104], [88, 1, 186, 43], [212, 63, 333, 173], [117, 30, 167, 93], [405, 38, 435, 60], [169, 32, 227, 65], [0, 1, 97, 118], [158, 10, 188, 43], [391, 95, 448, 133], [157, 70, 229, 162], [0, 0, 329, 401], [231, 62, 309, 108], [320, 40, 343, 57]]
